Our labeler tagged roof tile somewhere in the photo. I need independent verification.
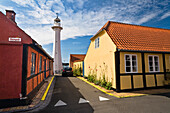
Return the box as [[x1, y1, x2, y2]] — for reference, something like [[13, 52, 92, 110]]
[[104, 21, 170, 52]]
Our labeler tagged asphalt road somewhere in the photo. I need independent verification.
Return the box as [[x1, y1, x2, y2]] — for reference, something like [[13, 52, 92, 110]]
[[33, 76, 170, 113]]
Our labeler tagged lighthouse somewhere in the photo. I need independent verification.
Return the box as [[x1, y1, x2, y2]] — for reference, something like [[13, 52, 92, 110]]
[[52, 13, 63, 74]]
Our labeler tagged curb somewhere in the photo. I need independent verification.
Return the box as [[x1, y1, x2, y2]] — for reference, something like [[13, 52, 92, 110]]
[[1, 76, 55, 113], [77, 77, 148, 98], [41, 76, 54, 100]]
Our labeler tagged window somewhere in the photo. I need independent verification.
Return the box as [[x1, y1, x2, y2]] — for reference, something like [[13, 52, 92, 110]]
[[31, 52, 36, 74], [95, 37, 99, 48], [148, 55, 159, 72], [39, 56, 42, 72], [125, 54, 137, 73], [49, 61, 51, 70]]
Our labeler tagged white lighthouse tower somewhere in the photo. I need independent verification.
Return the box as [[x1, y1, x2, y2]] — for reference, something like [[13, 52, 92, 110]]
[[52, 13, 63, 74]]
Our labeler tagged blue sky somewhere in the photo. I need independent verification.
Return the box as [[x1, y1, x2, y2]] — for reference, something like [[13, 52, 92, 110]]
[[0, 0, 170, 62]]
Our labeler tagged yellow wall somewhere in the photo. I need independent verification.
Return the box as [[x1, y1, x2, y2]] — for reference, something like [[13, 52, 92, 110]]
[[146, 75, 155, 87], [120, 76, 131, 90], [84, 30, 117, 88], [156, 74, 164, 86], [144, 53, 163, 73], [165, 54, 170, 72], [73, 61, 83, 69], [120, 52, 142, 73], [133, 75, 143, 88]]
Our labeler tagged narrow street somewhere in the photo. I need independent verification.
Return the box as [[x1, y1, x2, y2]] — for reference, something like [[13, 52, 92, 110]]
[[29, 76, 170, 113]]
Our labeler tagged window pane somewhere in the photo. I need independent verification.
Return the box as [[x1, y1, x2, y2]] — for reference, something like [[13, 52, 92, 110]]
[[132, 66, 137, 72], [126, 55, 130, 60], [149, 56, 152, 62], [149, 62, 153, 66], [31, 53, 36, 74], [155, 67, 159, 71], [126, 67, 131, 72], [150, 67, 153, 71], [132, 56, 136, 60], [154, 56, 158, 62], [155, 62, 158, 67], [132, 61, 136, 66], [126, 61, 130, 66]]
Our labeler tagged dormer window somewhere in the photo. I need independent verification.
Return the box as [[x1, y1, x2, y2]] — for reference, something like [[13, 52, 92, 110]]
[[95, 37, 99, 48]]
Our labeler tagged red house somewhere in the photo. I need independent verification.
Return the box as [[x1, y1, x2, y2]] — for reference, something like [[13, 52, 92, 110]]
[[0, 10, 53, 108]]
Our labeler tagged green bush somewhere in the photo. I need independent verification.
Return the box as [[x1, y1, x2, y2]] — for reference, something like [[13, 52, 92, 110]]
[[87, 75, 96, 82], [84, 76, 88, 79], [94, 80, 100, 85], [105, 82, 112, 90], [73, 67, 82, 76], [100, 80, 107, 87]]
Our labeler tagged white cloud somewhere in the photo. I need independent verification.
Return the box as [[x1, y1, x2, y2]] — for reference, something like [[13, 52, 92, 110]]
[[161, 12, 170, 20], [5, 0, 170, 45], [0, 4, 13, 13], [136, 13, 158, 24]]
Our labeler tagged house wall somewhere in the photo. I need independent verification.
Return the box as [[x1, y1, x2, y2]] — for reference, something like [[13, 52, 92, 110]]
[[0, 44, 23, 99], [119, 52, 165, 90], [26, 46, 52, 95], [73, 61, 83, 69], [84, 30, 117, 88], [165, 54, 170, 71], [120, 52, 143, 90]]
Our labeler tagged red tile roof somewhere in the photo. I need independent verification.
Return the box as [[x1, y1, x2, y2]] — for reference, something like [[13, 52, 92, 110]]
[[69, 54, 86, 67], [94, 21, 170, 52]]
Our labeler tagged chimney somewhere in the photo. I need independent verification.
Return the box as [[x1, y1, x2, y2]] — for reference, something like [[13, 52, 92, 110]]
[[5, 10, 16, 24]]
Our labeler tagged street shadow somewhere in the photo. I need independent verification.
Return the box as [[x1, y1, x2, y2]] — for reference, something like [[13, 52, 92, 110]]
[[128, 87, 170, 98], [37, 76, 94, 113]]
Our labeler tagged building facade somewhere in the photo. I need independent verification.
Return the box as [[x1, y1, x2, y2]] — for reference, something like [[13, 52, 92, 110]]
[[84, 21, 170, 91], [0, 10, 53, 108]]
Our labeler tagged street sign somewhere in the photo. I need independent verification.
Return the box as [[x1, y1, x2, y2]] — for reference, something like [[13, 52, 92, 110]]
[[9, 37, 21, 42]]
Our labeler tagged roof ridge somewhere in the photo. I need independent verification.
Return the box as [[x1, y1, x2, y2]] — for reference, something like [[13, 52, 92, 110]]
[[108, 21, 170, 31]]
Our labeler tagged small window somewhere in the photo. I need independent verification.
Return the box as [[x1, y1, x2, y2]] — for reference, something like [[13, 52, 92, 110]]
[[39, 56, 42, 72], [148, 55, 159, 72], [95, 37, 99, 48], [125, 54, 137, 73], [49, 61, 51, 70], [31, 52, 36, 74]]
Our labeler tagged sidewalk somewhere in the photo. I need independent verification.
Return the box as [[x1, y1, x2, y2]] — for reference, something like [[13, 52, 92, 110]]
[[0, 76, 54, 113], [78, 77, 170, 98]]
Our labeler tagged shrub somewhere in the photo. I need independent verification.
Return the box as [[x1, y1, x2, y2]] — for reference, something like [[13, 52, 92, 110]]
[[87, 75, 96, 82], [94, 80, 100, 85], [73, 67, 82, 76], [84, 76, 88, 79], [105, 82, 112, 90], [100, 80, 107, 87]]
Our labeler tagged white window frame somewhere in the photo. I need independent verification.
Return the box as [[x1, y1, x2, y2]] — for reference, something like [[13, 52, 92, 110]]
[[95, 37, 99, 48], [125, 54, 138, 73], [148, 55, 160, 72]]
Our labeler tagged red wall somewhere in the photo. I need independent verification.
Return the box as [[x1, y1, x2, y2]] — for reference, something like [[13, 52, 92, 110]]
[[0, 12, 32, 45], [0, 44, 23, 99]]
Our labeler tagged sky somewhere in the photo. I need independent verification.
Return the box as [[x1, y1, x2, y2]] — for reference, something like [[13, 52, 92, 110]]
[[0, 0, 170, 62]]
